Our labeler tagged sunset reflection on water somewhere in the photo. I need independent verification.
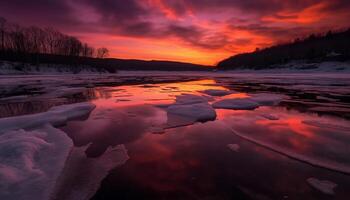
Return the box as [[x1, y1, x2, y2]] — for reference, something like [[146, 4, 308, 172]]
[[59, 79, 350, 200]]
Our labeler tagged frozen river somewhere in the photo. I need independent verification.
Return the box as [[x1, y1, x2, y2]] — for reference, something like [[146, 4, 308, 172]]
[[0, 72, 350, 200]]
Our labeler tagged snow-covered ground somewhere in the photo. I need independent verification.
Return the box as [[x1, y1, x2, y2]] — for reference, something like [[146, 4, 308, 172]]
[[0, 61, 110, 75], [0, 67, 349, 199], [1, 60, 350, 75], [222, 61, 350, 73], [0, 102, 128, 200]]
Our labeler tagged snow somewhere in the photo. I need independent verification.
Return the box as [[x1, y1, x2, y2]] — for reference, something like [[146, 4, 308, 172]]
[[212, 99, 260, 110], [174, 94, 212, 105], [0, 125, 73, 200], [0, 102, 99, 200], [51, 145, 129, 200], [165, 94, 217, 128], [167, 103, 217, 123], [212, 93, 284, 110], [200, 89, 232, 96], [307, 178, 337, 195], [223, 61, 350, 73], [227, 144, 240, 152], [0, 102, 96, 133], [0, 61, 110, 75], [249, 93, 285, 106], [0, 101, 128, 200], [43, 87, 86, 98]]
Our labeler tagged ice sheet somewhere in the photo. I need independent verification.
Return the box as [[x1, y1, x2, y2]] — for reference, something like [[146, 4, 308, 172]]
[[0, 102, 96, 133], [0, 125, 73, 200]]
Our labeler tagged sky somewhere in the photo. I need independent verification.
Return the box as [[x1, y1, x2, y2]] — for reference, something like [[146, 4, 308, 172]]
[[0, 0, 349, 65]]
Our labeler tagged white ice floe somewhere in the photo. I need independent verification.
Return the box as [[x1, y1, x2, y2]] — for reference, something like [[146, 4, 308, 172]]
[[212, 93, 285, 110], [0, 102, 96, 133], [0, 102, 98, 200], [165, 94, 217, 128], [249, 93, 285, 106], [212, 99, 259, 110], [0, 101, 127, 200], [0, 125, 73, 200], [200, 89, 232, 96], [227, 144, 240, 152], [174, 94, 212, 105], [307, 178, 337, 195], [51, 145, 129, 200], [167, 103, 217, 123]]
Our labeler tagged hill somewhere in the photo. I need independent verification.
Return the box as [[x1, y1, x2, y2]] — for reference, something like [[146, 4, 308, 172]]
[[0, 16, 210, 73], [218, 29, 350, 70], [0, 54, 210, 73]]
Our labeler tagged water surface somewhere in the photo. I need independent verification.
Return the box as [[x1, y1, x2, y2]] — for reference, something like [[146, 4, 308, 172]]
[[1, 76, 350, 200]]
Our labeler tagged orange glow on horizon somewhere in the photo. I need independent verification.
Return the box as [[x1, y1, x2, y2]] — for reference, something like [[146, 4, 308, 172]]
[[45, 0, 350, 65]]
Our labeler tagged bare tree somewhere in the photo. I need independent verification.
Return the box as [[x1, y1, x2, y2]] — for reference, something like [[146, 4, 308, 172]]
[[0, 16, 98, 59], [97, 47, 109, 58], [81, 43, 95, 57], [0, 17, 6, 51]]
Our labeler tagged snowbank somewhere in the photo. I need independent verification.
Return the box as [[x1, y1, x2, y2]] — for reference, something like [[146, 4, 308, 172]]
[[0, 61, 110, 75], [0, 125, 73, 200], [42, 87, 86, 98], [224, 61, 350, 73], [0, 102, 96, 133]]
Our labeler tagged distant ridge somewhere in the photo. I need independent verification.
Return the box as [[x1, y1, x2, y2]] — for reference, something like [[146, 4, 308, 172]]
[[218, 29, 350, 70], [0, 16, 211, 72], [0, 54, 211, 72]]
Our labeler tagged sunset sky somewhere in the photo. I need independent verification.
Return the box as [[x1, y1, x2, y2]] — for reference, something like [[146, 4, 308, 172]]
[[1, 0, 349, 65]]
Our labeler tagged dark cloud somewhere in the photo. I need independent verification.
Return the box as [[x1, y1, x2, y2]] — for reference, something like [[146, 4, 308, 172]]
[[77, 0, 148, 22], [232, 24, 314, 42], [0, 0, 73, 26], [118, 22, 157, 37], [232, 38, 253, 46], [165, 24, 230, 49], [160, 0, 188, 16], [161, 0, 322, 16], [0, 0, 349, 52]]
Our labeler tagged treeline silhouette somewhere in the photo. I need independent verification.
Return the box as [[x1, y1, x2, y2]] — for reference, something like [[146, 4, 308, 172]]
[[0, 18, 109, 58], [218, 29, 350, 70], [0, 17, 209, 72]]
